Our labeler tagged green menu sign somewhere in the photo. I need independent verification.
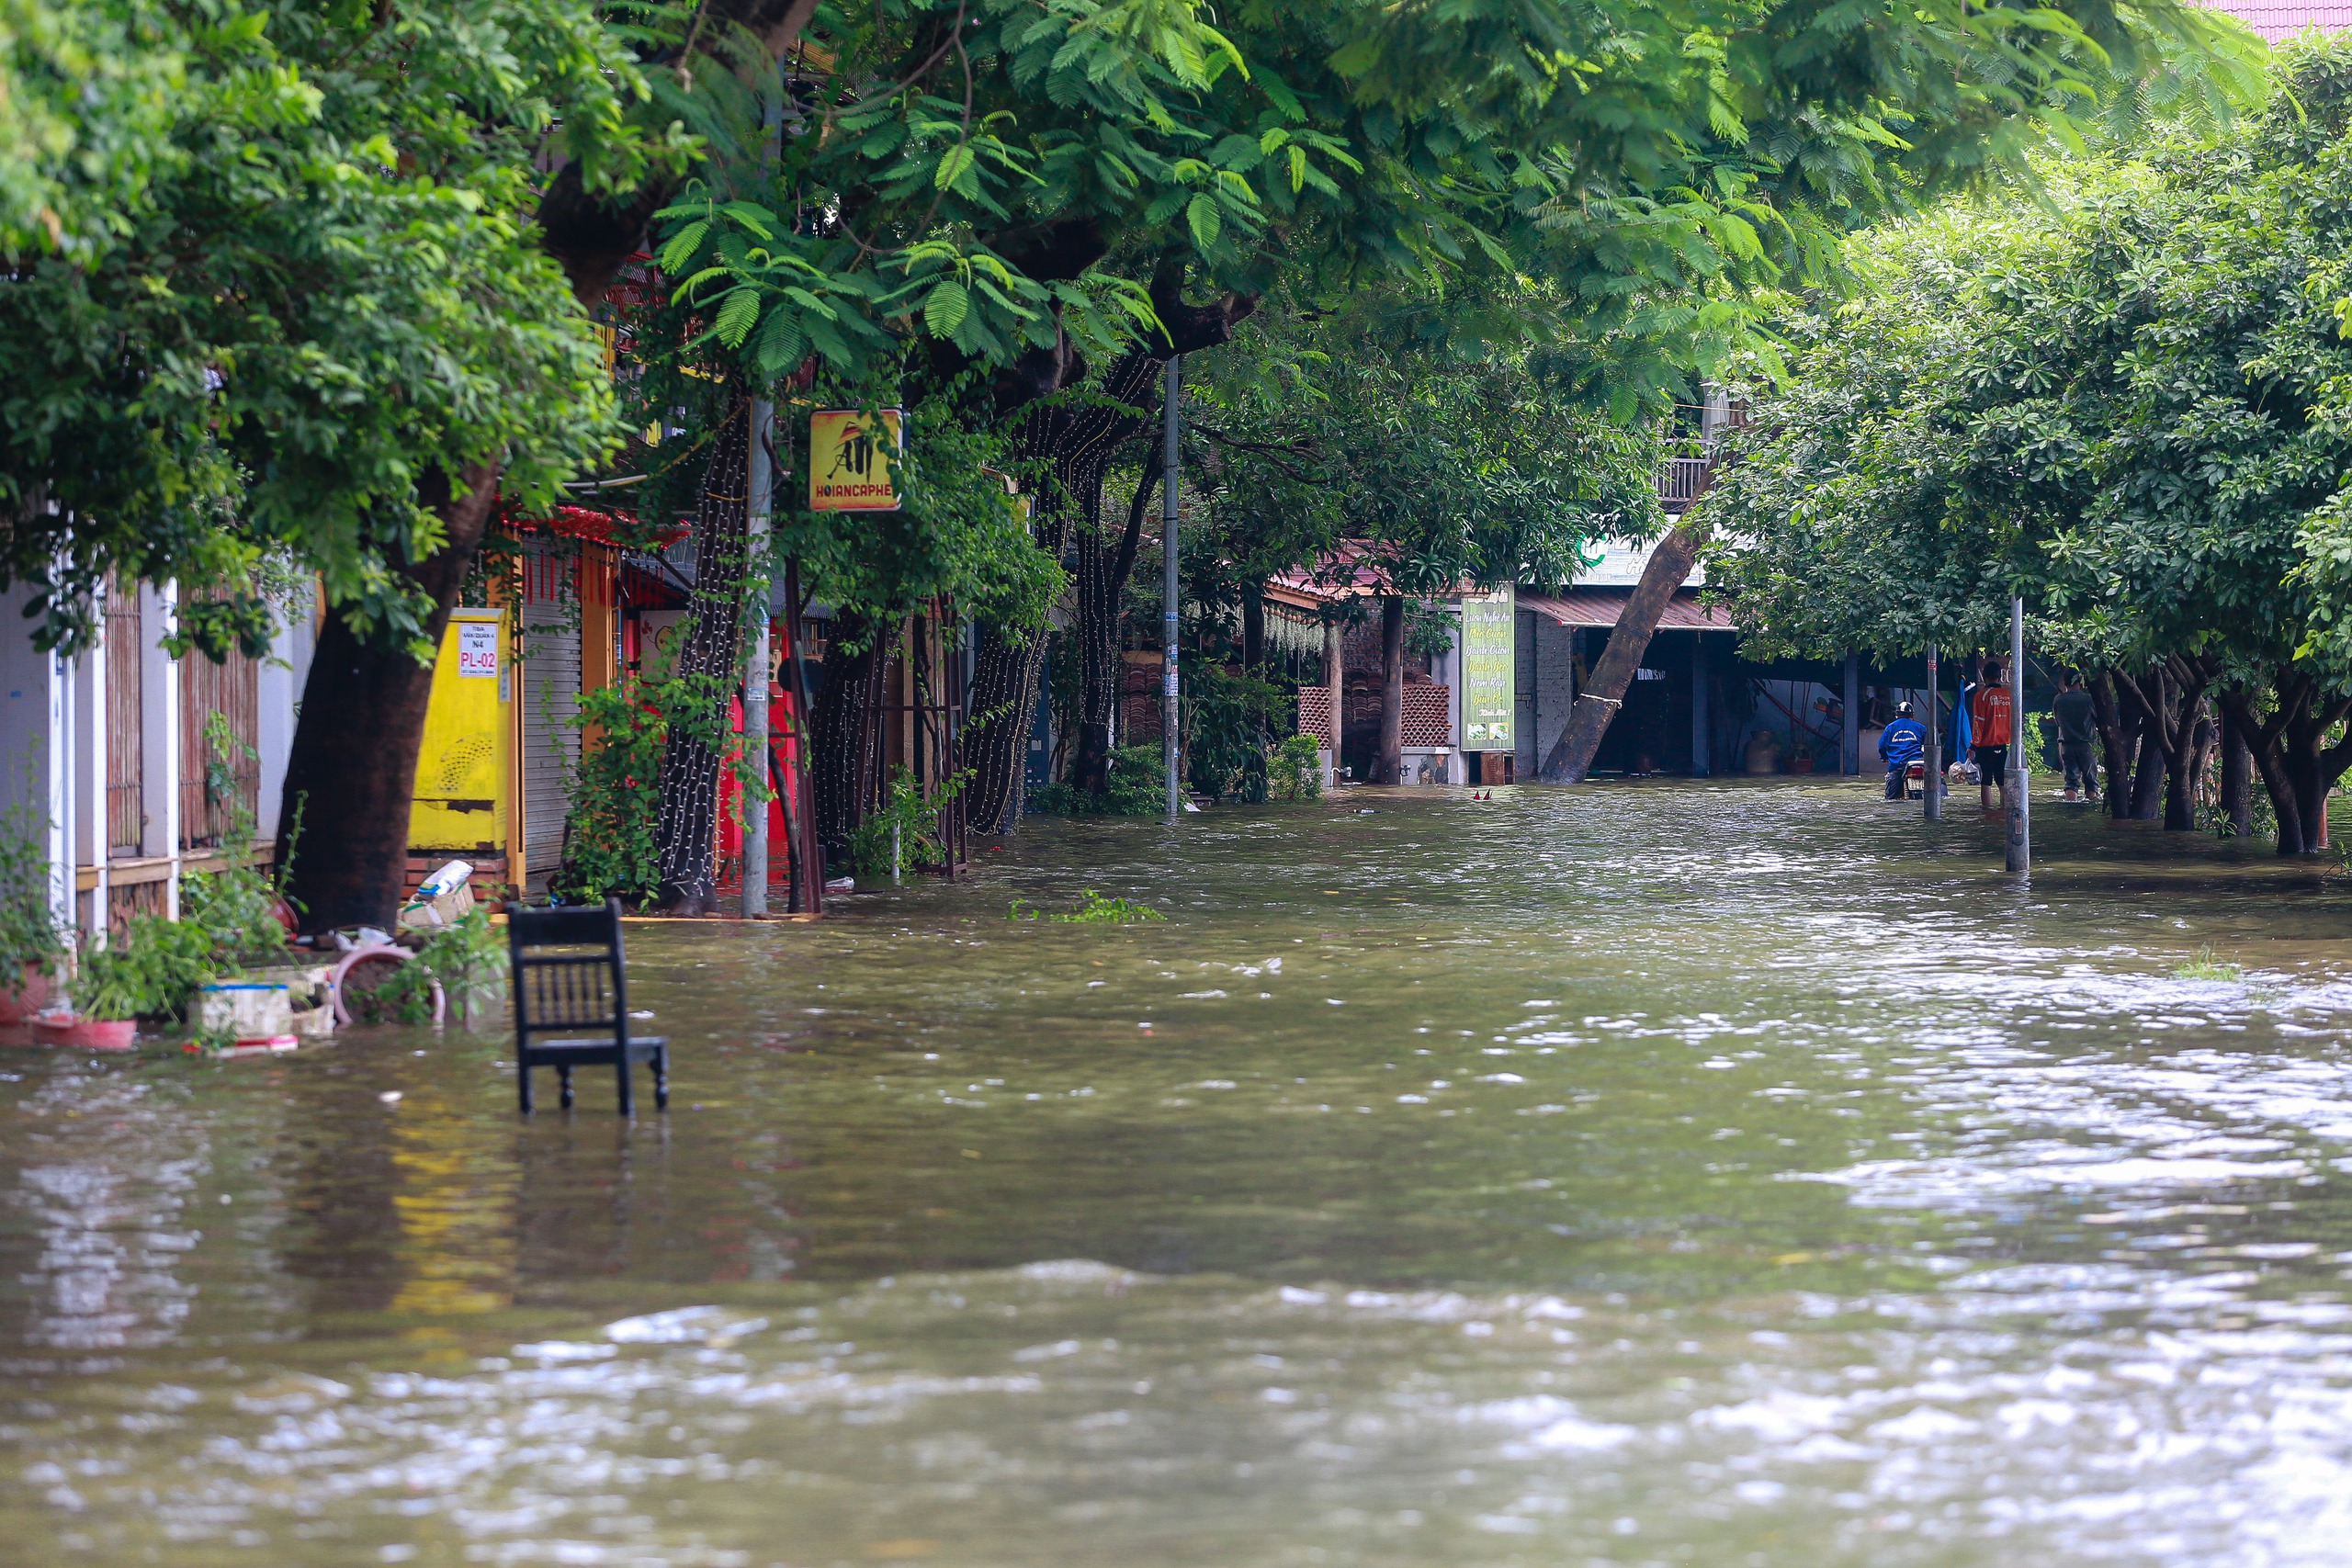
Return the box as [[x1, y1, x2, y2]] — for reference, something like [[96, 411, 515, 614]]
[[1460, 586, 1514, 751]]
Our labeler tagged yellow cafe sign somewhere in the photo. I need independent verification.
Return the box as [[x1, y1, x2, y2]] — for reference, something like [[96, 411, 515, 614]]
[[808, 408, 906, 512]]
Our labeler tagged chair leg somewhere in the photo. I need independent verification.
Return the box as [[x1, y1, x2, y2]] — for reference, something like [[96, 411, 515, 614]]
[[519, 1062, 533, 1115], [559, 1065, 574, 1110], [616, 1052, 634, 1116], [652, 1048, 668, 1111]]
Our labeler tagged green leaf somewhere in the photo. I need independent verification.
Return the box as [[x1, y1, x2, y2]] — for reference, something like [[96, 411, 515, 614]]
[[1186, 194, 1221, 251], [713, 287, 762, 349], [753, 310, 807, 377], [656, 220, 708, 276], [924, 278, 970, 337], [935, 144, 975, 191], [718, 202, 778, 241]]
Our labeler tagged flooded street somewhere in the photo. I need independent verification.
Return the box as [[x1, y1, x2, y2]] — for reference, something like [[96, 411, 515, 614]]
[[11, 780, 2352, 1566]]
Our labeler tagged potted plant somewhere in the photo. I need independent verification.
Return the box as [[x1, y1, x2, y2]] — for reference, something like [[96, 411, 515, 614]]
[[38, 917, 213, 1051], [0, 792, 65, 1025]]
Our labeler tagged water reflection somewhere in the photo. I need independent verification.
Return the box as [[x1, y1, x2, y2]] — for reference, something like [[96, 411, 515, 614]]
[[6, 781, 2352, 1564]]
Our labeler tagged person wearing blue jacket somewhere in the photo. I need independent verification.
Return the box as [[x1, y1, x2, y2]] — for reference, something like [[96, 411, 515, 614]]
[[1878, 701, 1928, 800]]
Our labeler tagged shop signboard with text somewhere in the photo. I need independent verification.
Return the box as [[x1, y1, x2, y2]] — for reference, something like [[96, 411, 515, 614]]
[[808, 409, 906, 512], [1460, 587, 1515, 751]]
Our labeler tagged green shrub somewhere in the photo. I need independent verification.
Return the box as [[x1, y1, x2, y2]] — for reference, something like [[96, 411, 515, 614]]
[[180, 713, 299, 969], [1184, 662, 1288, 802], [1266, 733, 1324, 801], [73, 916, 216, 1021], [1007, 888, 1164, 923], [1030, 744, 1166, 817], [557, 675, 668, 907], [848, 765, 966, 878], [0, 783, 63, 977], [377, 908, 506, 1025]]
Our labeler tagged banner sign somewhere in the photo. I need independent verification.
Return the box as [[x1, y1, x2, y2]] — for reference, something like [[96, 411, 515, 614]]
[[1460, 586, 1515, 750], [808, 409, 906, 512]]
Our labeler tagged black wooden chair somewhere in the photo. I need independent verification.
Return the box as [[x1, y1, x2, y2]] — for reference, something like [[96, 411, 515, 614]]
[[507, 898, 668, 1114]]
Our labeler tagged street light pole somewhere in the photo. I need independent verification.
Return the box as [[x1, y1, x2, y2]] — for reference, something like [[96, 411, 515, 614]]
[[743, 397, 774, 916], [1162, 355, 1182, 822], [2007, 597, 2030, 874], [1924, 641, 1941, 821]]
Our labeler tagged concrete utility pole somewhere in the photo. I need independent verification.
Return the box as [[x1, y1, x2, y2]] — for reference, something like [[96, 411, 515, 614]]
[[743, 396, 774, 916], [2007, 597, 2030, 874], [1162, 355, 1182, 821], [1924, 642, 1942, 821]]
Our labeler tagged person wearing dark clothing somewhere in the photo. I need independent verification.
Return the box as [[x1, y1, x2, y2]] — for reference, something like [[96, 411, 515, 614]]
[[1878, 702, 1928, 800], [2052, 670, 2099, 803]]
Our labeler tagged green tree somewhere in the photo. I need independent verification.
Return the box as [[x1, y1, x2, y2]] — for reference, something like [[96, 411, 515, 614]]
[[1709, 37, 2352, 851]]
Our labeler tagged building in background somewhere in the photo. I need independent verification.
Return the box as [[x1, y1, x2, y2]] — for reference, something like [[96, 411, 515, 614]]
[[0, 580, 315, 936]]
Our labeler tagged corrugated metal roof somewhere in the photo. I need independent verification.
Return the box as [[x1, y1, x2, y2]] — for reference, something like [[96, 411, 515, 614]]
[[1518, 589, 1735, 633]]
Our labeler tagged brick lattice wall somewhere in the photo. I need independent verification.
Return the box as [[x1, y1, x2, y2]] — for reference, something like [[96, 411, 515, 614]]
[[1403, 686, 1452, 748], [1297, 688, 1333, 747]]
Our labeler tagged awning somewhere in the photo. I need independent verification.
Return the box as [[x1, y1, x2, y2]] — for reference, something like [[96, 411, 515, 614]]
[[1518, 588, 1734, 633]]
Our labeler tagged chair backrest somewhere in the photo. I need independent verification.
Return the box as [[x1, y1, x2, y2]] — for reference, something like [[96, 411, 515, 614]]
[[506, 897, 631, 1044]]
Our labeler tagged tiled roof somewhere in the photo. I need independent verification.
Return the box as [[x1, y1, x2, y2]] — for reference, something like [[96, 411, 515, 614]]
[[2202, 0, 2352, 38]]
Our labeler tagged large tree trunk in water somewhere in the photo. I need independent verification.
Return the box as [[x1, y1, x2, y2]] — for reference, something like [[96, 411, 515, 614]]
[[963, 277, 1258, 833], [274, 0, 824, 931], [2115, 659, 2210, 829], [651, 402, 754, 914], [1542, 520, 1703, 783], [1068, 458, 1158, 796], [809, 612, 894, 856], [275, 465, 500, 932], [2221, 701, 2254, 837], [1374, 596, 1404, 784], [2086, 671, 2136, 820], [964, 621, 1042, 833], [2217, 676, 2352, 855], [2128, 716, 2165, 821]]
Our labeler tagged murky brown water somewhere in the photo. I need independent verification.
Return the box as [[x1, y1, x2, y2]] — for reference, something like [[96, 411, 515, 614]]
[[7, 781, 2352, 1566]]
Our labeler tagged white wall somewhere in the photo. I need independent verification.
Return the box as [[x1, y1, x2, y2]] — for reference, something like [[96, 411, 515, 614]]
[[0, 585, 69, 928], [254, 584, 313, 840]]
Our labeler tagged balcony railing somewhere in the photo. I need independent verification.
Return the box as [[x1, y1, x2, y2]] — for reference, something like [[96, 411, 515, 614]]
[[1657, 456, 1713, 514]]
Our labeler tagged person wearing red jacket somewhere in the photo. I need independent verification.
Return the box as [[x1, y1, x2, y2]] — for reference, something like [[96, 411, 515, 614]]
[[1971, 659, 2015, 817]]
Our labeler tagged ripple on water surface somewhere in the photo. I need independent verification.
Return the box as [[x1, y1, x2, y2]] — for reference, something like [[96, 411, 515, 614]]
[[6, 781, 2352, 1565]]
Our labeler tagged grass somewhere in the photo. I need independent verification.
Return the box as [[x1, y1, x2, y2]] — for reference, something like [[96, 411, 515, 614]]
[[2173, 946, 2244, 982]]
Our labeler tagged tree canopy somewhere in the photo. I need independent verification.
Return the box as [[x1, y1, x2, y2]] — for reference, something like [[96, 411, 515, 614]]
[[1705, 34, 2352, 848]]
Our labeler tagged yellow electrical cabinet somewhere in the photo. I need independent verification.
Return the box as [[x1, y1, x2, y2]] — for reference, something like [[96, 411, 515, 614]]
[[409, 609, 512, 852]]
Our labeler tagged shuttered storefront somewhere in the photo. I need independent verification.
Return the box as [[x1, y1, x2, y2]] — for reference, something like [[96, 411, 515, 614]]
[[521, 547, 581, 880]]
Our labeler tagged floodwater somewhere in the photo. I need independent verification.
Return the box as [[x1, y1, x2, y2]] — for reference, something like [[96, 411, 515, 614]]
[[7, 782, 2352, 1567]]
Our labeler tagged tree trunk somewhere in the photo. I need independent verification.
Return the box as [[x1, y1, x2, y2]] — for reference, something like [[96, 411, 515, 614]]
[[2215, 676, 2352, 855], [810, 611, 895, 855], [1241, 588, 1265, 673], [964, 620, 1040, 833], [2086, 671, 2136, 821], [1067, 457, 1158, 796], [1542, 519, 1703, 783], [1375, 596, 1404, 784], [274, 464, 501, 931], [651, 401, 754, 914], [274, 0, 823, 931], [962, 279, 1257, 833], [2221, 701, 2254, 837], [2123, 718, 2163, 820]]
